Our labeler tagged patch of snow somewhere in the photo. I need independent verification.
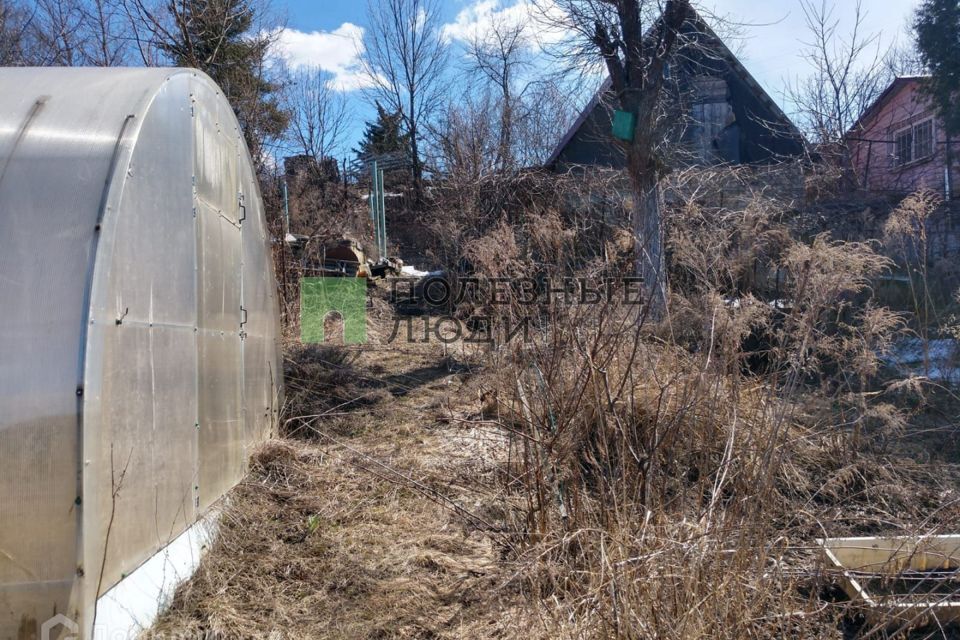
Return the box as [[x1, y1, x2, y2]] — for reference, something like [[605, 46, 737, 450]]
[[884, 338, 960, 384], [723, 297, 792, 311], [401, 265, 431, 278]]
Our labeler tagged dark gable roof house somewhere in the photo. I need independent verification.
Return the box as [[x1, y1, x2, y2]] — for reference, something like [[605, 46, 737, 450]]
[[546, 8, 806, 172]]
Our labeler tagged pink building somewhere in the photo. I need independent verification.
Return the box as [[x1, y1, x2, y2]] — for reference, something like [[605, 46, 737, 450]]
[[848, 77, 958, 199]]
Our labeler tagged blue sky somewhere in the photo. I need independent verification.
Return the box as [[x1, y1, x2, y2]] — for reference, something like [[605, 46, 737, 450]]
[[272, 0, 920, 159]]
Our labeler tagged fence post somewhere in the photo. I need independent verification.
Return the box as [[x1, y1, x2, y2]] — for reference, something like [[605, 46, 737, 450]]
[[370, 160, 380, 258], [379, 168, 387, 257]]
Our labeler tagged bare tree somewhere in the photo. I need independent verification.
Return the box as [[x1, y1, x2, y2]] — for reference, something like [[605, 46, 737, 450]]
[[441, 14, 574, 173], [360, 0, 448, 199], [0, 0, 31, 64], [431, 75, 576, 177], [884, 38, 926, 78], [284, 66, 350, 179], [431, 89, 499, 181], [534, 0, 692, 312], [789, 0, 889, 148], [28, 0, 87, 64], [82, 0, 130, 65], [6, 0, 130, 66], [466, 16, 531, 171], [513, 78, 577, 167], [119, 0, 161, 63]]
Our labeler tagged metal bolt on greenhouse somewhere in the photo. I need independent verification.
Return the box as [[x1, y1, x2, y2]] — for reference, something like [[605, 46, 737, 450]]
[[0, 68, 284, 638]]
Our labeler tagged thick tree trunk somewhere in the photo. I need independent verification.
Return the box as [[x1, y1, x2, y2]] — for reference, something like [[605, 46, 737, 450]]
[[409, 121, 422, 199], [498, 76, 512, 171], [633, 179, 666, 316], [409, 94, 423, 202], [593, 0, 688, 318], [626, 125, 666, 317]]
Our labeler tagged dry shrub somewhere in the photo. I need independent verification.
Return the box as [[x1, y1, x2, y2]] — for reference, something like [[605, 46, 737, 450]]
[[422, 169, 631, 273], [484, 317, 837, 637], [467, 185, 952, 638], [527, 209, 579, 265], [883, 191, 942, 257], [528, 520, 827, 639], [464, 221, 523, 278], [281, 342, 366, 428], [882, 191, 955, 387]]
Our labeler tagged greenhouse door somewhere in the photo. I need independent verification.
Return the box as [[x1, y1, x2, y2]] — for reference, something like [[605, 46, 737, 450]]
[[239, 172, 278, 446], [194, 97, 245, 512]]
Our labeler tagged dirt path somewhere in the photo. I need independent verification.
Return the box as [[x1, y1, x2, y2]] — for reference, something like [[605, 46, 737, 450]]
[[147, 331, 539, 639]]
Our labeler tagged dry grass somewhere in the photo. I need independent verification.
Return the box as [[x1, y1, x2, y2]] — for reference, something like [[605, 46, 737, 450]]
[[474, 319, 958, 635], [147, 323, 546, 639], [456, 186, 960, 639], [148, 179, 960, 640]]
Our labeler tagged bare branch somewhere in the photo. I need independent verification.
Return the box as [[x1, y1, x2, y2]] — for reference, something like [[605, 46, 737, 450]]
[[284, 65, 351, 171], [360, 0, 448, 198], [788, 0, 890, 147]]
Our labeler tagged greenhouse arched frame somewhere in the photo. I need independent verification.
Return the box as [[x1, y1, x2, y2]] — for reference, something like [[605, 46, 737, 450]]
[[0, 67, 283, 637]]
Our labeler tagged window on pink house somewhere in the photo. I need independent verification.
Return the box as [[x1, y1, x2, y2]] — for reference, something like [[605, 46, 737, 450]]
[[892, 119, 935, 166], [894, 128, 913, 165], [914, 120, 934, 159]]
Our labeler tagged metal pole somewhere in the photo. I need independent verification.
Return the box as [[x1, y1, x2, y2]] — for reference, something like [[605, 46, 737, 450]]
[[376, 164, 384, 257], [370, 160, 380, 256], [282, 180, 290, 237], [369, 163, 376, 227], [946, 135, 953, 201], [378, 168, 387, 257]]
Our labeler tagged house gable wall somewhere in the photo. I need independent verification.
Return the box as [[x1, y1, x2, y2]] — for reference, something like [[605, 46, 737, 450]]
[[550, 21, 804, 171]]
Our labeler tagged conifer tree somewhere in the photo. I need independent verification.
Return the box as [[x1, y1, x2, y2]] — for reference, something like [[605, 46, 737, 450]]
[[914, 0, 960, 134], [135, 0, 289, 164], [353, 102, 410, 159]]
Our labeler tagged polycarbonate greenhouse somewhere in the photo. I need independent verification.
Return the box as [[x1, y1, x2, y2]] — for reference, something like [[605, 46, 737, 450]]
[[0, 68, 283, 637]]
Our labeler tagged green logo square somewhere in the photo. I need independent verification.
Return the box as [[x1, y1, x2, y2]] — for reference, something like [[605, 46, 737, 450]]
[[300, 277, 367, 344]]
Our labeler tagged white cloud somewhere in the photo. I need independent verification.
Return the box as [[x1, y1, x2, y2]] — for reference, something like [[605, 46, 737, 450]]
[[271, 23, 374, 91], [440, 0, 918, 111], [441, 0, 565, 51], [442, 0, 500, 42], [705, 0, 920, 108]]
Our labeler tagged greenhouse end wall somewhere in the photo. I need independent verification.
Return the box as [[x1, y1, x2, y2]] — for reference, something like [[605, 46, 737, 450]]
[[0, 68, 283, 639]]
